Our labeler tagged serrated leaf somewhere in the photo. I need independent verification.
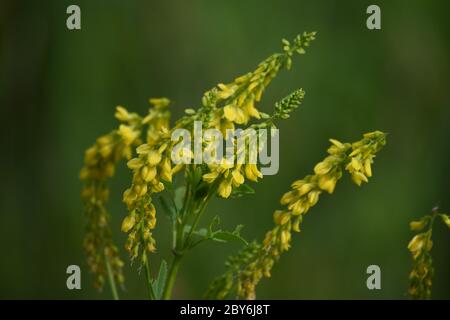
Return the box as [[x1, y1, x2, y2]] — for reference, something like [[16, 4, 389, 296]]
[[152, 260, 168, 300], [210, 224, 248, 245]]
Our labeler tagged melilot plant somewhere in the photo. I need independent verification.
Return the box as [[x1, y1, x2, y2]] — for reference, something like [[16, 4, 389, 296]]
[[80, 31, 388, 299], [408, 207, 450, 299]]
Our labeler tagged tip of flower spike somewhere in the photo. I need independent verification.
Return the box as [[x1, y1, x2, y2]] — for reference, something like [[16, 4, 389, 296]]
[[149, 97, 170, 109]]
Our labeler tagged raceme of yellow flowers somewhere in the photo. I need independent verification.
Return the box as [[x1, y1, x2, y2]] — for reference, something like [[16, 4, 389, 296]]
[[408, 207, 450, 299], [80, 100, 170, 289], [118, 32, 316, 267], [79, 31, 441, 301], [205, 131, 387, 300]]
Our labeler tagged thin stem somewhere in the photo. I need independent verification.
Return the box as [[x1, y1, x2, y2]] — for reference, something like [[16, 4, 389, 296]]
[[104, 254, 119, 300], [161, 254, 183, 300], [144, 255, 157, 300], [183, 198, 210, 250]]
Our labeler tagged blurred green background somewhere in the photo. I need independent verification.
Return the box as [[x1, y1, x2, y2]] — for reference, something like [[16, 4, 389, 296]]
[[1, 0, 449, 299]]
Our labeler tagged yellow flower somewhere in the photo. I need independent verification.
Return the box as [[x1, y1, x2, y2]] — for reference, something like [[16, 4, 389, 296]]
[[115, 106, 132, 122], [244, 164, 262, 181], [224, 104, 246, 124], [441, 214, 450, 228], [409, 219, 428, 231], [149, 97, 170, 109], [318, 174, 337, 193], [313, 161, 332, 175], [147, 150, 162, 166], [218, 179, 233, 198], [119, 124, 139, 145], [127, 158, 144, 170], [408, 234, 425, 259], [121, 215, 136, 233]]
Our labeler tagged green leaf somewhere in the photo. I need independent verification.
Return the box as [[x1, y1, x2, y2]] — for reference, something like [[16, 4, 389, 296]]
[[159, 196, 175, 222], [174, 186, 186, 211], [210, 225, 248, 246], [152, 260, 168, 300], [208, 215, 221, 236], [230, 184, 255, 198], [183, 225, 208, 238], [184, 220, 248, 247]]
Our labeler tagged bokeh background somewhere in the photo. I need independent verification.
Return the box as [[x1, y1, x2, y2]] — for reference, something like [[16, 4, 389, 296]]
[[1, 0, 449, 299]]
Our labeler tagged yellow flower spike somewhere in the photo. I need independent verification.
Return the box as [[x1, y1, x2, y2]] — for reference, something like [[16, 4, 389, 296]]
[[208, 131, 387, 300], [81, 105, 148, 289]]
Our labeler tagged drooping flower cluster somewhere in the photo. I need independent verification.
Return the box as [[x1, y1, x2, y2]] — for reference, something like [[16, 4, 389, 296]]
[[120, 99, 175, 264], [80, 106, 143, 289], [205, 131, 387, 299], [80, 100, 173, 288], [408, 208, 450, 299]]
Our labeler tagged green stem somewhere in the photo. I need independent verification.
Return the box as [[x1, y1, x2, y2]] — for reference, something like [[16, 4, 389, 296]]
[[163, 177, 221, 299], [104, 254, 119, 300], [161, 254, 183, 300], [144, 256, 157, 300], [183, 198, 210, 250]]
